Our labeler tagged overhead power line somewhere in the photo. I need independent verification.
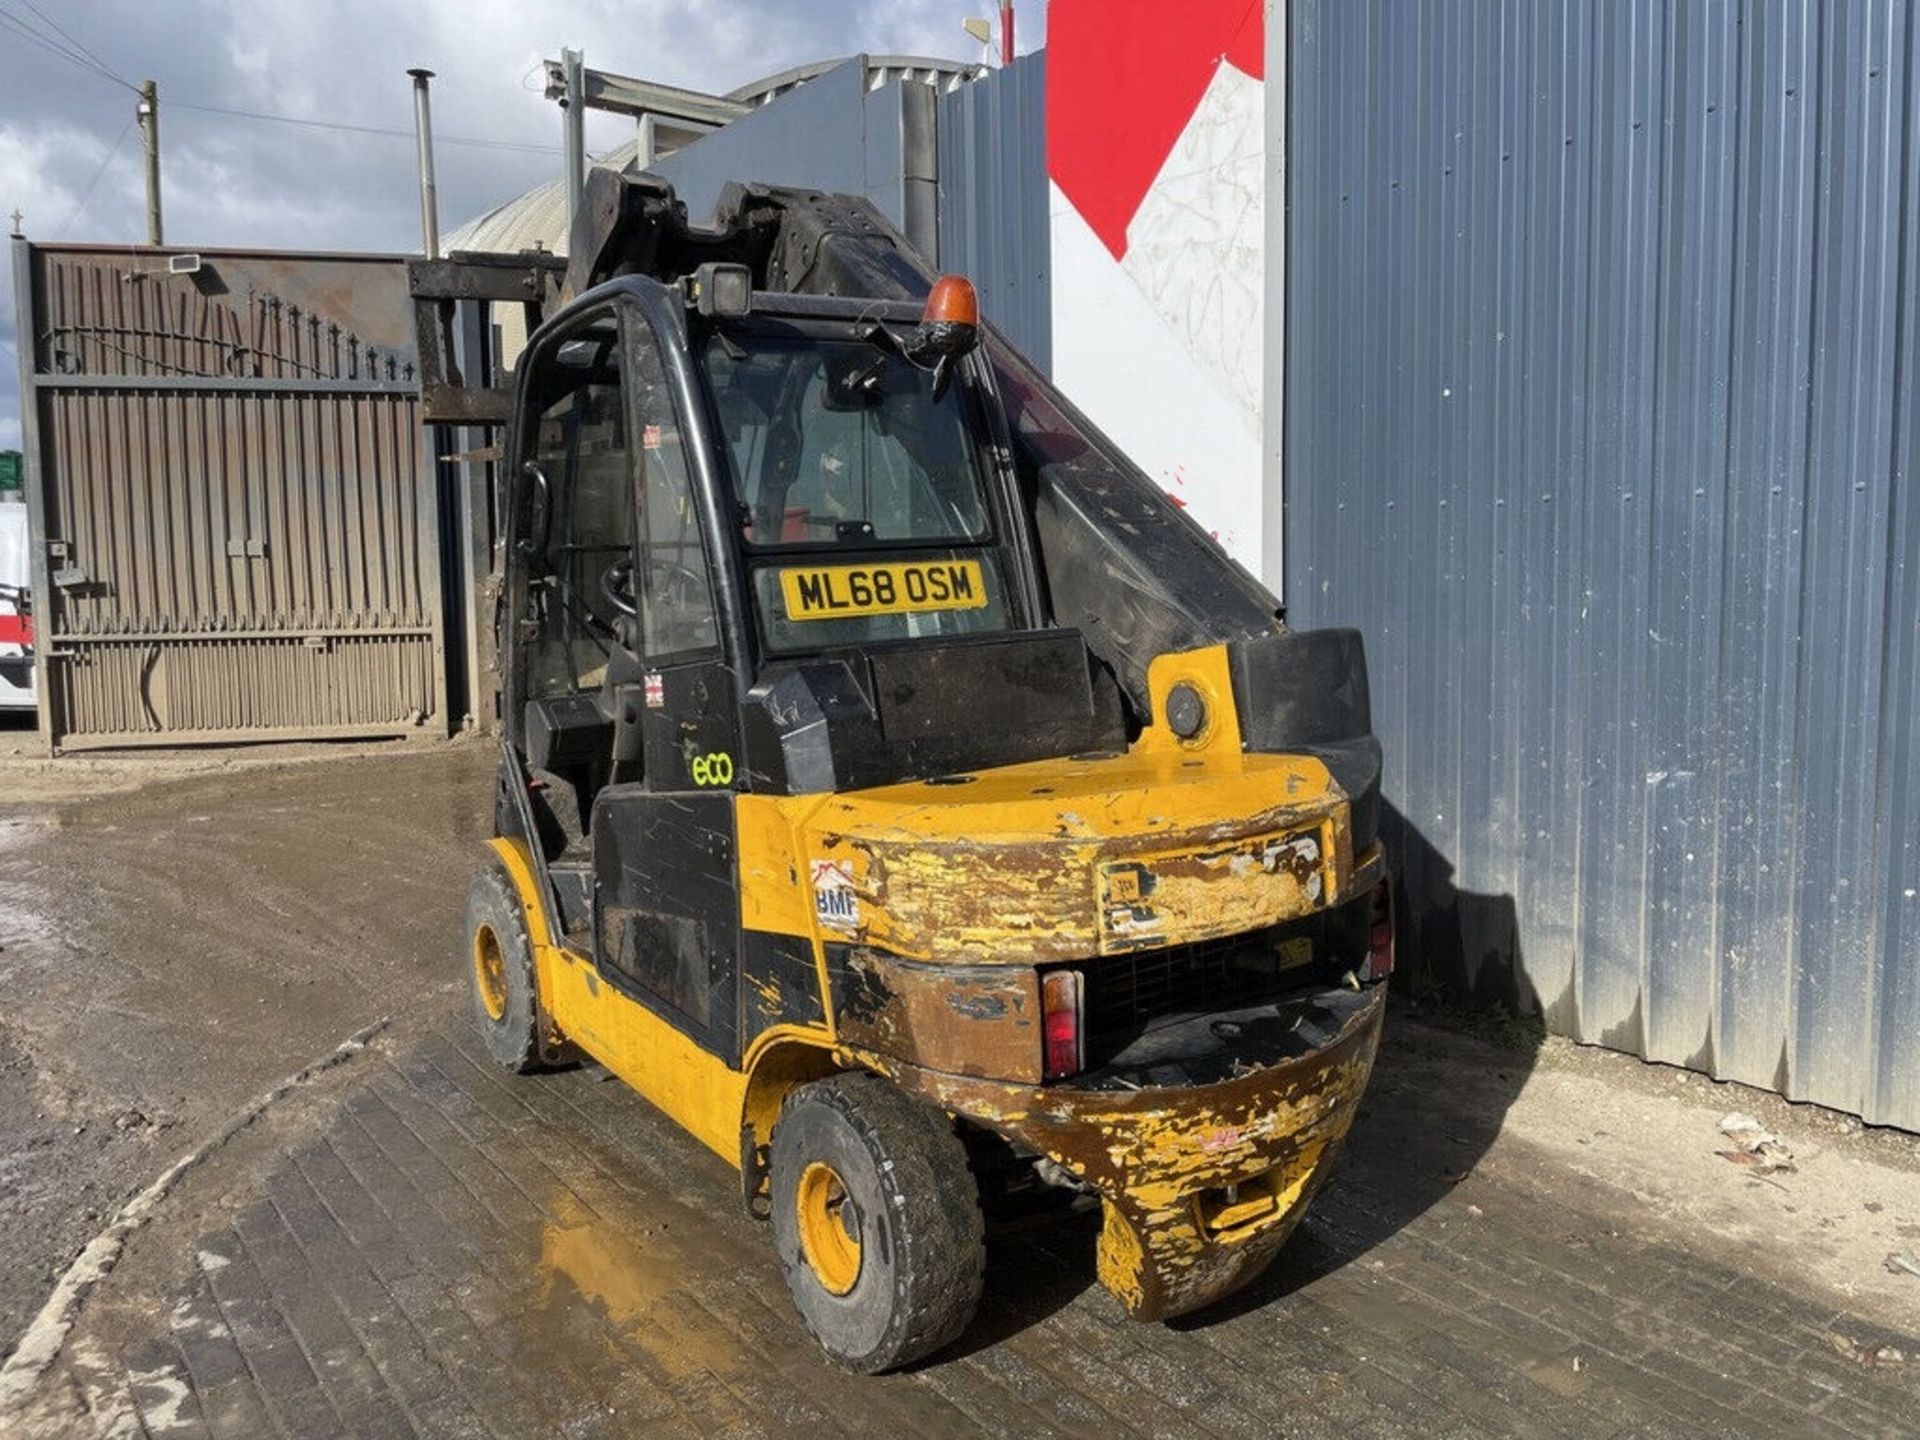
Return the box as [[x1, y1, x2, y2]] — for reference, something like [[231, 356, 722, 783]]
[[0, 3, 135, 90], [13, 0, 130, 86], [0, 6, 556, 157], [56, 115, 134, 237], [3, 3, 559, 239], [170, 100, 562, 156]]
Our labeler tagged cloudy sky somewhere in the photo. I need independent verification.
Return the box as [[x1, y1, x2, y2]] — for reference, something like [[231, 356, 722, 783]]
[[0, 0, 1043, 451]]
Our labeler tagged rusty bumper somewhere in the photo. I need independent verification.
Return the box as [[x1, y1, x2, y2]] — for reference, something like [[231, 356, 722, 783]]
[[881, 983, 1386, 1321]]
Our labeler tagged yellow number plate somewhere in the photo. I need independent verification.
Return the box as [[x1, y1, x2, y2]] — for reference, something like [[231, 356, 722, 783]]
[[779, 559, 988, 621]]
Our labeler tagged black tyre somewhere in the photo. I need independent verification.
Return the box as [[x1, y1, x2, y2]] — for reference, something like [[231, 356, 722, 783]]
[[770, 1073, 985, 1373], [465, 864, 542, 1073]]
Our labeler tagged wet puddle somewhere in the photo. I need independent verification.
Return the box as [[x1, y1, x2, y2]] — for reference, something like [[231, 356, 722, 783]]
[[526, 1186, 751, 1388]]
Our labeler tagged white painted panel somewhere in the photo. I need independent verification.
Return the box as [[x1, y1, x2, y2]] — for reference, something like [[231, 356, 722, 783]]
[[1049, 182, 1264, 570], [1121, 62, 1266, 423], [1046, 59, 1268, 576]]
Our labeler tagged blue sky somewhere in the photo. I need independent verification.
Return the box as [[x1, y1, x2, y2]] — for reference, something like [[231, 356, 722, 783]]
[[0, 0, 1044, 450]]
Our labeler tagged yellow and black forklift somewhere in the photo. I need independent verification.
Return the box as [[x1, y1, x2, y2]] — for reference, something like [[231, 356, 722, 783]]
[[443, 171, 1394, 1372]]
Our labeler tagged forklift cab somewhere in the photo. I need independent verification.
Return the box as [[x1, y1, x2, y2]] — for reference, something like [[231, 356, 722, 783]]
[[500, 274, 1129, 1057]]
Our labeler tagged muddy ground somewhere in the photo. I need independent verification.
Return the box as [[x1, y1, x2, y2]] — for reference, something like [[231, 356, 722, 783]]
[[0, 740, 489, 1345], [1, 744, 1917, 1438]]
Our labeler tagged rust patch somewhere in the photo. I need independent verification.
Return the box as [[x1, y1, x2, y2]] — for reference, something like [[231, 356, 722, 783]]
[[832, 951, 1041, 1083], [946, 991, 1009, 1021]]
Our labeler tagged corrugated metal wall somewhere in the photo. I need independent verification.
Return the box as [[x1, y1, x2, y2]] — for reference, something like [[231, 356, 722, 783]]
[[1287, 0, 1920, 1128], [14, 242, 442, 750], [937, 54, 1052, 369]]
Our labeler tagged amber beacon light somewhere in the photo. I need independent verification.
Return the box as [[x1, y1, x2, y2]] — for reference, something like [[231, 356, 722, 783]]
[[907, 275, 981, 395], [923, 274, 980, 328]]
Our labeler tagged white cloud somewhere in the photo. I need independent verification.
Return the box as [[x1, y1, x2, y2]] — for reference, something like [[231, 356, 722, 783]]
[[1, 0, 1001, 451]]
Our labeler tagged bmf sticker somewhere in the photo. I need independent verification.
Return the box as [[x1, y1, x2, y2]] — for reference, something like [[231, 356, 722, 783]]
[[810, 859, 860, 932]]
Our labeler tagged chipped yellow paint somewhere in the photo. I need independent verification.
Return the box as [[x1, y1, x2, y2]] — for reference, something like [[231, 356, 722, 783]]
[[760, 648, 1362, 965], [739, 1026, 843, 1198], [1093, 824, 1332, 954], [794, 750, 1354, 965], [1097, 1202, 1149, 1313], [716, 648, 1365, 982], [855, 984, 1387, 1320], [486, 642, 1382, 1282], [735, 793, 842, 1040], [749, 973, 784, 1021], [1197, 1139, 1325, 1239]]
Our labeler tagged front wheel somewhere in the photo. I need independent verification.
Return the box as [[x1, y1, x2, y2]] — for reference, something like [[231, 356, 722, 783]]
[[464, 864, 544, 1073], [770, 1073, 985, 1372]]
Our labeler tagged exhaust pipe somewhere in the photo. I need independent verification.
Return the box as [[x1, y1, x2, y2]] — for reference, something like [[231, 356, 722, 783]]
[[407, 67, 441, 259]]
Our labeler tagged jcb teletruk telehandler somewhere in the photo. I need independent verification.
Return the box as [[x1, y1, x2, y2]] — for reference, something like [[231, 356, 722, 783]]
[[452, 170, 1393, 1372]]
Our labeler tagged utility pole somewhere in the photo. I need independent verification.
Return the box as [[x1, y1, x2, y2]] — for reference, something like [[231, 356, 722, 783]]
[[136, 80, 162, 245]]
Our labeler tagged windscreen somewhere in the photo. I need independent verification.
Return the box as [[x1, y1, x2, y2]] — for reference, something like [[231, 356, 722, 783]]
[[704, 334, 990, 544], [700, 327, 1014, 654]]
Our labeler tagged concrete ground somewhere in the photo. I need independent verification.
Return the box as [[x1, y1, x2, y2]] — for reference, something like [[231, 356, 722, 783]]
[[1, 744, 1917, 1439]]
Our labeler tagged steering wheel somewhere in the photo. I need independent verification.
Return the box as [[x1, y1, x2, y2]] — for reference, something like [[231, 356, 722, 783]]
[[602, 556, 710, 621], [601, 557, 638, 617]]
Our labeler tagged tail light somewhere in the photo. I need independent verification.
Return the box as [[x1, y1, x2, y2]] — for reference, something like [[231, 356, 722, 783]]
[[1041, 969, 1083, 1080], [1364, 882, 1395, 981]]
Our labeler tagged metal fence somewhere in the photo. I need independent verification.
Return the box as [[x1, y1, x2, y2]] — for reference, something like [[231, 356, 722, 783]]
[[1286, 0, 1920, 1128], [12, 241, 443, 750]]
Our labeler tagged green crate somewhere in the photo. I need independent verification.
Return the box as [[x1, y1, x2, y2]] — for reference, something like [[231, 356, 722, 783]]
[[0, 451, 20, 494]]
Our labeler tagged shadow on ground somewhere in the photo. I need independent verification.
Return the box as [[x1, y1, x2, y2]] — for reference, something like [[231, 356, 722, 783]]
[[1179, 803, 1540, 1328]]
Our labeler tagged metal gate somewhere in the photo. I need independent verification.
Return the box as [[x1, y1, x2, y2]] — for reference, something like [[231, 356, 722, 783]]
[[11, 241, 443, 750]]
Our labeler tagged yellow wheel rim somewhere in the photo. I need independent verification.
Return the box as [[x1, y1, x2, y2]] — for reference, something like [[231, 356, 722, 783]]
[[472, 923, 508, 1023], [795, 1161, 862, 1295]]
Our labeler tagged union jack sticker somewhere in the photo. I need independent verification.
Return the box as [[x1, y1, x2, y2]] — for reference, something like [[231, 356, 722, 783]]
[[643, 672, 665, 708]]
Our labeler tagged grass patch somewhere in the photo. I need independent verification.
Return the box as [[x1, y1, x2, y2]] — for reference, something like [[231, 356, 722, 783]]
[[1395, 973, 1547, 1054]]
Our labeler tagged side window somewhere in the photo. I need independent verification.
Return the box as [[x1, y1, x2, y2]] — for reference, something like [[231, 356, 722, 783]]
[[522, 316, 631, 698], [631, 325, 719, 658]]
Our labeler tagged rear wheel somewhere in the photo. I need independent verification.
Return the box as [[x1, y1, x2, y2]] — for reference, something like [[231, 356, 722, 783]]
[[465, 864, 542, 1073], [770, 1073, 985, 1373]]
